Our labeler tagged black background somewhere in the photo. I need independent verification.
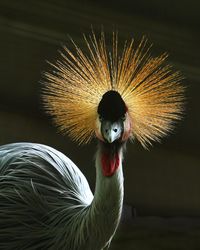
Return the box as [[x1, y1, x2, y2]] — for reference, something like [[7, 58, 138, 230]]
[[0, 0, 199, 217]]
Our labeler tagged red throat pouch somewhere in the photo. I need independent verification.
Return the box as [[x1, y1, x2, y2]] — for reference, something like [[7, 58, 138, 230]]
[[101, 152, 120, 177]]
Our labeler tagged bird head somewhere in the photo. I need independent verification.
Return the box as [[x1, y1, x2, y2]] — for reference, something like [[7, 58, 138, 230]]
[[95, 90, 132, 144], [43, 31, 184, 149]]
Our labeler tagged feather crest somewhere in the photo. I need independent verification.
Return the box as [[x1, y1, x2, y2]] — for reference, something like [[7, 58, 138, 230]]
[[42, 31, 184, 147]]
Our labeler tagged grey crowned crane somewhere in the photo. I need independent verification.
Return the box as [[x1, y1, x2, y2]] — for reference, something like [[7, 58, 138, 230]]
[[0, 32, 184, 250]]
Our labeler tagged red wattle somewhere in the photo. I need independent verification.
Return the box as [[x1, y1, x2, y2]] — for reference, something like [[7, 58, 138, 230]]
[[101, 153, 120, 177]]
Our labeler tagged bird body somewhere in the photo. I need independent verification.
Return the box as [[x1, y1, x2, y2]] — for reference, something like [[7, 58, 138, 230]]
[[0, 142, 123, 250], [0, 31, 184, 249]]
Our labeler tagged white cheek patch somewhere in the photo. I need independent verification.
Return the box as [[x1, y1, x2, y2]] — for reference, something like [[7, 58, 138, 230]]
[[122, 114, 132, 141]]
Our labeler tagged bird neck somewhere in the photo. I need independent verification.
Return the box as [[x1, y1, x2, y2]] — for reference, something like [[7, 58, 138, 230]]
[[87, 141, 124, 249], [94, 141, 124, 198], [98, 141, 122, 177]]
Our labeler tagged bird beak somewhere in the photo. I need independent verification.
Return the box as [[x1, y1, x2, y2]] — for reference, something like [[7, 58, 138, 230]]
[[101, 120, 123, 143]]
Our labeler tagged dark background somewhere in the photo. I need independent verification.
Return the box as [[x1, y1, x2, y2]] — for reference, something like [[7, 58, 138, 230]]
[[1, 1, 200, 249], [0, 0, 199, 218]]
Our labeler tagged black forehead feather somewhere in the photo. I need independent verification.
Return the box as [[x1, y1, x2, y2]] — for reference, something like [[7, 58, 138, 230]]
[[97, 90, 127, 121]]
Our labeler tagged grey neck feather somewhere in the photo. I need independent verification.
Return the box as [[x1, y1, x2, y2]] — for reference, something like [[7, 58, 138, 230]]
[[84, 147, 124, 250]]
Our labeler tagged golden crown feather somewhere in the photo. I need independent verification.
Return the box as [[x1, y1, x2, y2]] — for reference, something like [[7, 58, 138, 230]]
[[42, 31, 184, 148]]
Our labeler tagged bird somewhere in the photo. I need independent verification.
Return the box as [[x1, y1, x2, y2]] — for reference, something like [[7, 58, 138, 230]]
[[0, 31, 184, 250]]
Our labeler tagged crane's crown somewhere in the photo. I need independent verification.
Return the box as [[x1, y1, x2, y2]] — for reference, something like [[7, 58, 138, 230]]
[[98, 90, 127, 122], [43, 30, 184, 148]]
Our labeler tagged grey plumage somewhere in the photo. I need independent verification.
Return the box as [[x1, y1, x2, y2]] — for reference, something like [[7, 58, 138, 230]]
[[0, 142, 123, 250]]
